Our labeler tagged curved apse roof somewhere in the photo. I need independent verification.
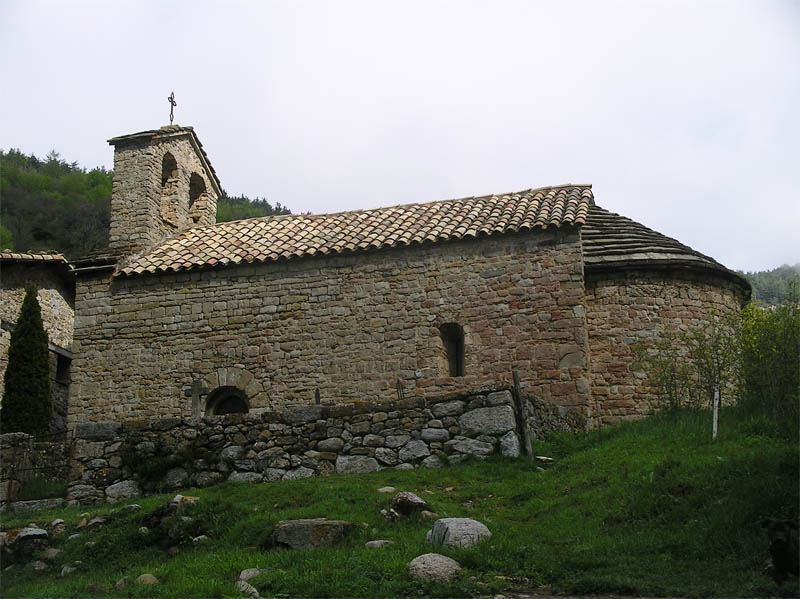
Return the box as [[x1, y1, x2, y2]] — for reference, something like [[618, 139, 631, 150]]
[[582, 205, 749, 290]]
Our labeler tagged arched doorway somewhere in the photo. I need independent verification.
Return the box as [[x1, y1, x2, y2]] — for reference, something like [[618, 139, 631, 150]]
[[205, 386, 249, 416]]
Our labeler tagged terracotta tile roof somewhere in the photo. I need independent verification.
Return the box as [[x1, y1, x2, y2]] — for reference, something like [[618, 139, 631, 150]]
[[0, 252, 74, 283], [119, 185, 593, 276], [582, 205, 749, 289], [1, 251, 70, 264]]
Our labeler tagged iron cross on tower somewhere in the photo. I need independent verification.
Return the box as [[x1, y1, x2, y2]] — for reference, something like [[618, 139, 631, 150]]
[[167, 91, 177, 125]]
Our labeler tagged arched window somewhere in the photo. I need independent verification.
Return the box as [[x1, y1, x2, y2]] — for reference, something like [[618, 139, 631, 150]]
[[161, 153, 178, 187], [440, 323, 465, 377], [160, 153, 180, 226], [205, 386, 249, 416], [189, 173, 205, 209], [188, 173, 206, 224]]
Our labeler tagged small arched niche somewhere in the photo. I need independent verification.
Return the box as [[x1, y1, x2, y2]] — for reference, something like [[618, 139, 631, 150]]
[[205, 386, 249, 416]]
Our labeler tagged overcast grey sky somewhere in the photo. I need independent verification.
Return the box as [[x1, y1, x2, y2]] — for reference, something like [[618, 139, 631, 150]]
[[1, 0, 798, 272]]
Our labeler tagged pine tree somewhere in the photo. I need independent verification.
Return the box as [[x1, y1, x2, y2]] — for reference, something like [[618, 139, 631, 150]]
[[0, 285, 52, 434]]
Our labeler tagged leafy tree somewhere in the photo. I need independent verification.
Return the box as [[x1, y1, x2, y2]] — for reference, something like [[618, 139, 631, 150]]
[[0, 285, 52, 435], [740, 263, 800, 306], [740, 289, 800, 417], [682, 313, 742, 408], [216, 190, 290, 222], [1, 148, 113, 258]]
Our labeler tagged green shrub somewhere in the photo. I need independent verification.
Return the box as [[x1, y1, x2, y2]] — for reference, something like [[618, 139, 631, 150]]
[[637, 296, 799, 429], [0, 285, 52, 434], [681, 312, 742, 407], [634, 329, 699, 410], [740, 293, 800, 418]]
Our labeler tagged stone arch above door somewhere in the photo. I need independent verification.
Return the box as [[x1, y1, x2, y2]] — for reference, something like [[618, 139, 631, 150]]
[[202, 367, 264, 411]]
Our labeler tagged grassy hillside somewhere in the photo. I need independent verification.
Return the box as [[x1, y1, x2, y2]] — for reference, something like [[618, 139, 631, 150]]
[[2, 406, 797, 598]]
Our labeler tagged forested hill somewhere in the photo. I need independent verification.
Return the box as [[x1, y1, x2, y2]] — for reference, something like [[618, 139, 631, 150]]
[[0, 148, 290, 260], [739, 263, 800, 306]]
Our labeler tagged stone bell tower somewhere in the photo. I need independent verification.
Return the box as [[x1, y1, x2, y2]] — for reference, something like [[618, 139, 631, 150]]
[[107, 125, 221, 256]]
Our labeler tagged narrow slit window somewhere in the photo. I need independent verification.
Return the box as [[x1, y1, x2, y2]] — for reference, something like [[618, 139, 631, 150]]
[[440, 323, 465, 377]]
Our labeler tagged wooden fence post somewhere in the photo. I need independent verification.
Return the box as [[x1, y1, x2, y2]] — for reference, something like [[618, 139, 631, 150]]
[[512, 370, 533, 459]]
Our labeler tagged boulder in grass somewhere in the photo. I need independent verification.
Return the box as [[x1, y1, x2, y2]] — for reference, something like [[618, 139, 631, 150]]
[[271, 518, 352, 549], [135, 573, 159, 585], [426, 517, 491, 548], [235, 579, 260, 598], [407, 553, 461, 581], [239, 568, 268, 581], [50, 519, 67, 538], [11, 527, 48, 544], [390, 491, 431, 515], [9, 527, 48, 558]]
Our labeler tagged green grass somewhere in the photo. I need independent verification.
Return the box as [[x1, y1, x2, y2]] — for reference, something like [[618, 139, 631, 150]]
[[2, 405, 798, 598]]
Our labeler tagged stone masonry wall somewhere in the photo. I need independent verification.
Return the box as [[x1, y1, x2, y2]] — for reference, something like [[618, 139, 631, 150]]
[[64, 387, 582, 504], [109, 133, 217, 256], [584, 271, 745, 424], [0, 263, 74, 401], [70, 228, 590, 425]]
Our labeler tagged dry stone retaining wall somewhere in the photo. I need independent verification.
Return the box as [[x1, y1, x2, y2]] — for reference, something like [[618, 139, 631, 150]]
[[65, 387, 581, 504]]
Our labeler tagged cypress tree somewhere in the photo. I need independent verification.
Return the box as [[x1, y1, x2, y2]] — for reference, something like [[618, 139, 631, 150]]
[[0, 285, 52, 435]]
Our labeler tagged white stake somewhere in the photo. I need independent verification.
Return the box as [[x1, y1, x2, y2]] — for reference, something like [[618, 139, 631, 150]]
[[712, 388, 719, 441]]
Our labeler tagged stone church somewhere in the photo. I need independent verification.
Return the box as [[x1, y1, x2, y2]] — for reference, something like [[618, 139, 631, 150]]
[[64, 125, 749, 430]]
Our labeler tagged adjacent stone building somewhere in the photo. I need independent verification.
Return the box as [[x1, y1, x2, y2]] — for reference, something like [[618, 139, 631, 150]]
[[66, 124, 749, 429], [0, 252, 75, 432]]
